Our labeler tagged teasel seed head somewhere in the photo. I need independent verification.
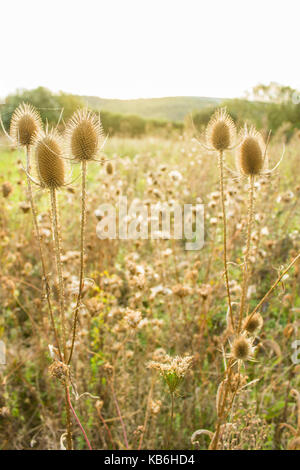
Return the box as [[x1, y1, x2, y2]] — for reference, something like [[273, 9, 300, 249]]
[[206, 108, 236, 151], [66, 108, 103, 161], [231, 334, 254, 361], [35, 131, 65, 189], [106, 161, 114, 175], [243, 313, 263, 334], [238, 128, 265, 176], [10, 102, 42, 147]]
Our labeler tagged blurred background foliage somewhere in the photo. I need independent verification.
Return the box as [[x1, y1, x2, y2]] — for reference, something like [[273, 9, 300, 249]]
[[1, 82, 300, 139]]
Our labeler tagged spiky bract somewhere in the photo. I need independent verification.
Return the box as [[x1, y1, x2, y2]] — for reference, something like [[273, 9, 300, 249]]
[[238, 128, 265, 176], [231, 335, 254, 361], [35, 131, 65, 189], [206, 108, 236, 151], [243, 313, 263, 334], [66, 108, 103, 161], [10, 103, 42, 147]]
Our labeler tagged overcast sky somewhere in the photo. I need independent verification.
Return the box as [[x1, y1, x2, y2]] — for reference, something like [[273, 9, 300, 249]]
[[1, 0, 299, 100]]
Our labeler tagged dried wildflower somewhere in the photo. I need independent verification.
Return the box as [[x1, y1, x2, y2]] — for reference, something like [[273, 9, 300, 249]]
[[2, 182, 13, 198], [230, 334, 254, 362], [243, 313, 263, 334], [148, 354, 193, 393], [66, 108, 103, 161], [49, 360, 69, 383], [237, 128, 265, 176], [105, 161, 114, 175], [206, 108, 236, 151], [150, 399, 162, 415], [19, 201, 31, 213], [10, 102, 42, 147], [35, 131, 65, 188], [172, 284, 192, 297], [123, 308, 143, 329]]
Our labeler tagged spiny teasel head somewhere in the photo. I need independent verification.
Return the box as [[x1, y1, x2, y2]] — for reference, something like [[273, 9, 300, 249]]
[[66, 108, 103, 161], [243, 313, 263, 334], [230, 334, 254, 361], [10, 102, 42, 147], [238, 127, 265, 176], [206, 108, 236, 151], [35, 131, 65, 189]]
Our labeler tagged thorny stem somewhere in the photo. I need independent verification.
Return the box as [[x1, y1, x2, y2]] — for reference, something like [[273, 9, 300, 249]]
[[25, 146, 62, 361], [245, 251, 300, 328], [50, 187, 72, 449], [218, 151, 234, 330], [50, 188, 67, 358], [238, 175, 254, 332], [68, 160, 86, 365], [66, 386, 92, 450]]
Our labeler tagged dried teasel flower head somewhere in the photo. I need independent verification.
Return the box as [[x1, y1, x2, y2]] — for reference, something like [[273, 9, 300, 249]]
[[237, 127, 265, 176], [243, 312, 263, 334], [230, 334, 254, 361], [206, 108, 236, 151], [35, 130, 65, 189], [66, 108, 104, 161], [105, 160, 114, 175], [10, 102, 42, 147]]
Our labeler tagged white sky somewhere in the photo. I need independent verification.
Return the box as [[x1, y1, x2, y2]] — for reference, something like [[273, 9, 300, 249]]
[[1, 0, 299, 100]]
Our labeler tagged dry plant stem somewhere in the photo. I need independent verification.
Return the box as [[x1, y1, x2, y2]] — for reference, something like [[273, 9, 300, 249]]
[[238, 175, 254, 332], [50, 188, 72, 449], [209, 359, 234, 450], [246, 251, 300, 327], [110, 380, 129, 449], [68, 159, 86, 365], [138, 377, 155, 450], [96, 406, 115, 449], [66, 386, 92, 450], [50, 188, 67, 358], [170, 392, 175, 441], [218, 151, 234, 329], [25, 146, 62, 361]]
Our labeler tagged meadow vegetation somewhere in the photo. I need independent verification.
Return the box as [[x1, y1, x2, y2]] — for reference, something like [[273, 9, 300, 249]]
[[0, 94, 299, 450]]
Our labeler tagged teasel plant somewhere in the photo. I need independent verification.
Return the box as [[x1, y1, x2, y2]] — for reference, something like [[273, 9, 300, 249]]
[[19, 120, 94, 451], [206, 125, 299, 450], [0, 104, 63, 359], [205, 109, 237, 329], [33, 128, 73, 449], [65, 109, 105, 366]]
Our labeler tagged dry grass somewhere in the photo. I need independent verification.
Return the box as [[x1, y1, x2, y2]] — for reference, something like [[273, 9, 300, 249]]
[[0, 110, 300, 450]]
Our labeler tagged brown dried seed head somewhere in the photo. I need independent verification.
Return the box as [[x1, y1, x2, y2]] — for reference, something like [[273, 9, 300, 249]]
[[2, 182, 13, 198], [10, 103, 42, 147], [106, 161, 114, 175], [231, 335, 252, 361], [206, 108, 236, 151], [36, 131, 65, 189], [238, 129, 264, 175], [243, 313, 263, 334], [66, 108, 103, 161]]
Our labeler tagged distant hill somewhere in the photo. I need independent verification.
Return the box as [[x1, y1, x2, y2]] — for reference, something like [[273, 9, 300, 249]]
[[78, 96, 222, 122]]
